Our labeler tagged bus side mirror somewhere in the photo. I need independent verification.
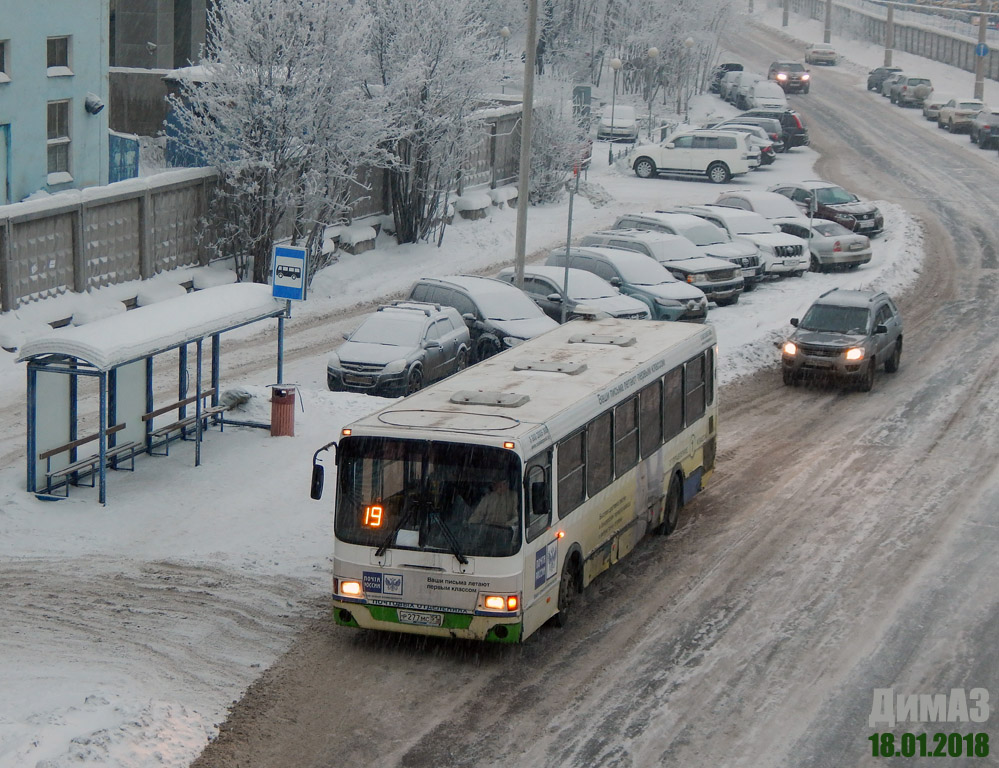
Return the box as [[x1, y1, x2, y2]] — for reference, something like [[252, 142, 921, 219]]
[[311, 465, 325, 500]]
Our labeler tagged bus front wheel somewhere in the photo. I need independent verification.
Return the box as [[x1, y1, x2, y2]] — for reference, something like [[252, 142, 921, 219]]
[[553, 559, 579, 628]]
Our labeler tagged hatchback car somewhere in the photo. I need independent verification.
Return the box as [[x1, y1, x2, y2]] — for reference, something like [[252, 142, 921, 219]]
[[968, 107, 999, 148], [579, 229, 745, 306], [326, 302, 472, 397], [775, 219, 872, 272], [768, 180, 884, 236], [710, 62, 743, 93], [612, 211, 764, 288], [767, 61, 811, 93], [596, 104, 638, 142], [880, 71, 907, 98], [745, 80, 788, 111], [937, 98, 987, 132], [867, 66, 903, 91], [407, 275, 558, 361], [631, 129, 756, 184], [804, 43, 837, 65], [781, 289, 902, 391], [921, 91, 953, 121], [544, 247, 710, 322], [496, 265, 652, 322], [740, 108, 810, 148]]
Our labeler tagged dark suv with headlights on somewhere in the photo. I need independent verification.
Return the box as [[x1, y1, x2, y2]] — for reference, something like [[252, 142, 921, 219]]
[[768, 180, 884, 236], [327, 302, 472, 397], [767, 61, 810, 93], [781, 288, 903, 391]]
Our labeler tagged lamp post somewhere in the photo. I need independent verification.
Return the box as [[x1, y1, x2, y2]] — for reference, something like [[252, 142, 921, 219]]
[[500, 26, 511, 93], [681, 37, 694, 123], [608, 57, 622, 165], [646, 47, 659, 140]]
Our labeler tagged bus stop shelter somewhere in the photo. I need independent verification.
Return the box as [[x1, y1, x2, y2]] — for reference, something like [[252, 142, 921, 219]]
[[17, 282, 288, 504]]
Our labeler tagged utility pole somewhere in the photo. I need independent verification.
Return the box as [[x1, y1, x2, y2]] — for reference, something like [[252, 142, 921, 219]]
[[824, 0, 833, 44], [885, 3, 894, 67], [975, 0, 987, 100], [782, 0, 789, 27], [513, 0, 539, 289]]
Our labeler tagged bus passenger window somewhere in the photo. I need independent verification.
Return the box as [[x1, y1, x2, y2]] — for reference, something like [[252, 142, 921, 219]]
[[586, 411, 612, 495], [685, 355, 706, 424], [664, 367, 684, 441], [557, 431, 585, 518], [614, 397, 639, 476], [639, 380, 663, 458]]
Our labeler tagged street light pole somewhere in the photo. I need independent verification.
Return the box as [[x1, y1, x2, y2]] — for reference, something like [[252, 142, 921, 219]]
[[608, 57, 622, 165], [500, 26, 510, 94], [681, 37, 694, 123], [646, 47, 659, 140], [513, 0, 538, 289]]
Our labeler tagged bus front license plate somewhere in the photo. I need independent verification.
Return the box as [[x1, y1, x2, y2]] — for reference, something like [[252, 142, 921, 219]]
[[398, 610, 443, 627]]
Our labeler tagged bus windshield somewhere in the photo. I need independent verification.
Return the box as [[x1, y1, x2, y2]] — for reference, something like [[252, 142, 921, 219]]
[[335, 437, 522, 558]]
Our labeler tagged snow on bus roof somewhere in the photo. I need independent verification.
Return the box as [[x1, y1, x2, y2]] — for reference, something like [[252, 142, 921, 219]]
[[17, 283, 286, 371]]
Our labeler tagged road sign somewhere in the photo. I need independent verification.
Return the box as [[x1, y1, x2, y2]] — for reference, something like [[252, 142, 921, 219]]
[[976, 43, 989, 57], [272, 244, 307, 301]]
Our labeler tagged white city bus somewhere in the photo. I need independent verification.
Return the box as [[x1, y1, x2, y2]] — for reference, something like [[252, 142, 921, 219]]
[[310, 317, 717, 643]]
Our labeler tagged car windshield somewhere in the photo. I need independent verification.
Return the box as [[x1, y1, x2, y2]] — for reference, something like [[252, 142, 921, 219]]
[[778, 63, 806, 72], [349, 313, 424, 346], [676, 221, 728, 245], [908, 78, 930, 86], [475, 286, 546, 321], [612, 257, 674, 285], [335, 437, 522, 559], [812, 220, 853, 237], [561, 270, 616, 299], [800, 304, 870, 334], [959, 101, 983, 110], [814, 186, 859, 205]]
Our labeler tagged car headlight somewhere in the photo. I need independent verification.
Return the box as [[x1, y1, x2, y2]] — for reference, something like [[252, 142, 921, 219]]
[[503, 336, 524, 347], [383, 359, 408, 374], [776, 73, 788, 81], [845, 347, 865, 361], [689, 273, 707, 283], [327, 354, 341, 371], [801, 73, 811, 81], [654, 297, 682, 307], [783, 341, 797, 356], [833, 212, 856, 224]]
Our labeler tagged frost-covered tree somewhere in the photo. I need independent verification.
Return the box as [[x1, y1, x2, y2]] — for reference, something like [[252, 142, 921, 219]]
[[168, 0, 385, 284], [528, 77, 589, 205], [367, 0, 495, 245]]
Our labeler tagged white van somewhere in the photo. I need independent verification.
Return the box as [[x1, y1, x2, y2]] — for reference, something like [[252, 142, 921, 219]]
[[746, 80, 788, 110]]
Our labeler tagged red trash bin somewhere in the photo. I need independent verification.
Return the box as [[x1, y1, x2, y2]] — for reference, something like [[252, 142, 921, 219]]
[[270, 385, 296, 437]]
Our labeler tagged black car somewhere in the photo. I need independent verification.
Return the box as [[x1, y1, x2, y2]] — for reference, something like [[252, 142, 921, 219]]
[[740, 108, 809, 148], [713, 115, 786, 152], [866, 66, 903, 91], [407, 275, 558, 361]]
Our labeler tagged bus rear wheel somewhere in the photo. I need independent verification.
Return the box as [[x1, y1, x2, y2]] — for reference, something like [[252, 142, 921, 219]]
[[553, 559, 579, 628], [655, 477, 682, 536]]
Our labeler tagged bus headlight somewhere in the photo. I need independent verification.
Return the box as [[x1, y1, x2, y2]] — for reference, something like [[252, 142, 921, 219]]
[[480, 594, 520, 612], [845, 347, 865, 361], [782, 341, 797, 356], [338, 579, 363, 597]]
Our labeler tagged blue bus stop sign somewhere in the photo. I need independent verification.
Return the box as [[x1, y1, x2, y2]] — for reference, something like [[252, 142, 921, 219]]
[[272, 245, 307, 301], [976, 43, 989, 57]]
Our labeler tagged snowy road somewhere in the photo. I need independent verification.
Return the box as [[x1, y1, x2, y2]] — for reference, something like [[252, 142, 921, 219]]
[[188, 25, 999, 768]]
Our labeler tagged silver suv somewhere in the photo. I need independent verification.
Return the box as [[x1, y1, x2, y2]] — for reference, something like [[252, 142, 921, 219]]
[[781, 289, 903, 391]]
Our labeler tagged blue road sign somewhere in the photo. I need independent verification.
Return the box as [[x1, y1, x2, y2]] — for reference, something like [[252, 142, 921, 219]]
[[976, 43, 989, 57], [272, 245, 307, 301]]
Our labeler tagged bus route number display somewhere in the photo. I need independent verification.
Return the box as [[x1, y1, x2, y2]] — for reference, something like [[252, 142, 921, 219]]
[[363, 505, 384, 528]]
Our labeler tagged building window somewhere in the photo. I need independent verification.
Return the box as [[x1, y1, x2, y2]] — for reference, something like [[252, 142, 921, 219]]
[[47, 100, 70, 175], [0, 40, 9, 83], [47, 36, 71, 76]]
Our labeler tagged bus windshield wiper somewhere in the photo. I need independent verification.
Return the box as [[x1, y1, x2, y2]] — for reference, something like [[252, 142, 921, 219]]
[[376, 501, 416, 557], [428, 511, 469, 565]]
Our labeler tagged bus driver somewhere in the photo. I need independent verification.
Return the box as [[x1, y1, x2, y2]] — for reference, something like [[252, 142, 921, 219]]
[[468, 475, 517, 527]]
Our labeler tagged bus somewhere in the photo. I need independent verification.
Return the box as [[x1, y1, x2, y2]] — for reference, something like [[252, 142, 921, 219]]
[[310, 317, 717, 643]]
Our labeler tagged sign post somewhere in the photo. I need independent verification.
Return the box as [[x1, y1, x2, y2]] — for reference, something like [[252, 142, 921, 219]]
[[271, 244, 307, 384]]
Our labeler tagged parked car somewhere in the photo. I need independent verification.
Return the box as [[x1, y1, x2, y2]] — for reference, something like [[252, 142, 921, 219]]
[[713, 189, 806, 220], [921, 91, 953, 121], [666, 204, 810, 277], [710, 62, 743, 93], [745, 80, 788, 110], [630, 129, 756, 184], [768, 180, 884, 236], [968, 107, 999, 148], [596, 104, 638, 142], [407, 275, 558, 361], [731, 71, 766, 109], [713, 115, 785, 151], [495, 266, 652, 322], [804, 42, 837, 65], [775, 218, 873, 273], [867, 66, 903, 91], [740, 107, 810, 148], [781, 288, 902, 391], [711, 124, 777, 164], [326, 302, 472, 397], [880, 71, 907, 97], [611, 211, 765, 288], [890, 75, 932, 106], [718, 69, 744, 102], [544, 247, 710, 321], [578, 229, 745, 306], [767, 60, 811, 93], [937, 98, 987, 132]]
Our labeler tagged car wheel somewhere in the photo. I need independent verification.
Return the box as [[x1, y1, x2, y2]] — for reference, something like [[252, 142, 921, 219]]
[[476, 337, 501, 363], [553, 557, 579, 628], [803, 87, 810, 94], [707, 162, 731, 184], [970, 131, 977, 143], [634, 157, 657, 179], [791, 270, 805, 278], [782, 367, 797, 386], [406, 367, 423, 395], [885, 340, 902, 373], [858, 358, 876, 392], [654, 476, 682, 536], [810, 254, 823, 273], [890, 94, 897, 104], [455, 347, 469, 372], [984, 138, 994, 150], [937, 119, 946, 129], [948, 119, 956, 133]]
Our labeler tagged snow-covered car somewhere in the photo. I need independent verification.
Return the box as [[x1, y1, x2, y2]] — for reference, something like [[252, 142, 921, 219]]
[[666, 204, 810, 278], [718, 69, 744, 102], [596, 104, 638, 142], [407, 275, 558, 361], [781, 288, 903, 391], [804, 43, 837, 65], [712, 189, 806, 220], [936, 98, 987, 132], [968, 107, 999, 148], [880, 71, 907, 97], [579, 229, 745, 306], [730, 71, 766, 109], [745, 80, 788, 111], [868, 66, 903, 91], [631, 129, 756, 184], [774, 218, 873, 273], [545, 246, 709, 322], [768, 180, 885, 236], [710, 62, 743, 93], [326, 302, 471, 397], [921, 91, 953, 121], [709, 124, 778, 164], [495, 266, 652, 322]]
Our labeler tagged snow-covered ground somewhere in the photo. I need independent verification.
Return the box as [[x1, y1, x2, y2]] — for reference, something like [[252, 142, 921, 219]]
[[4, 8, 990, 767]]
